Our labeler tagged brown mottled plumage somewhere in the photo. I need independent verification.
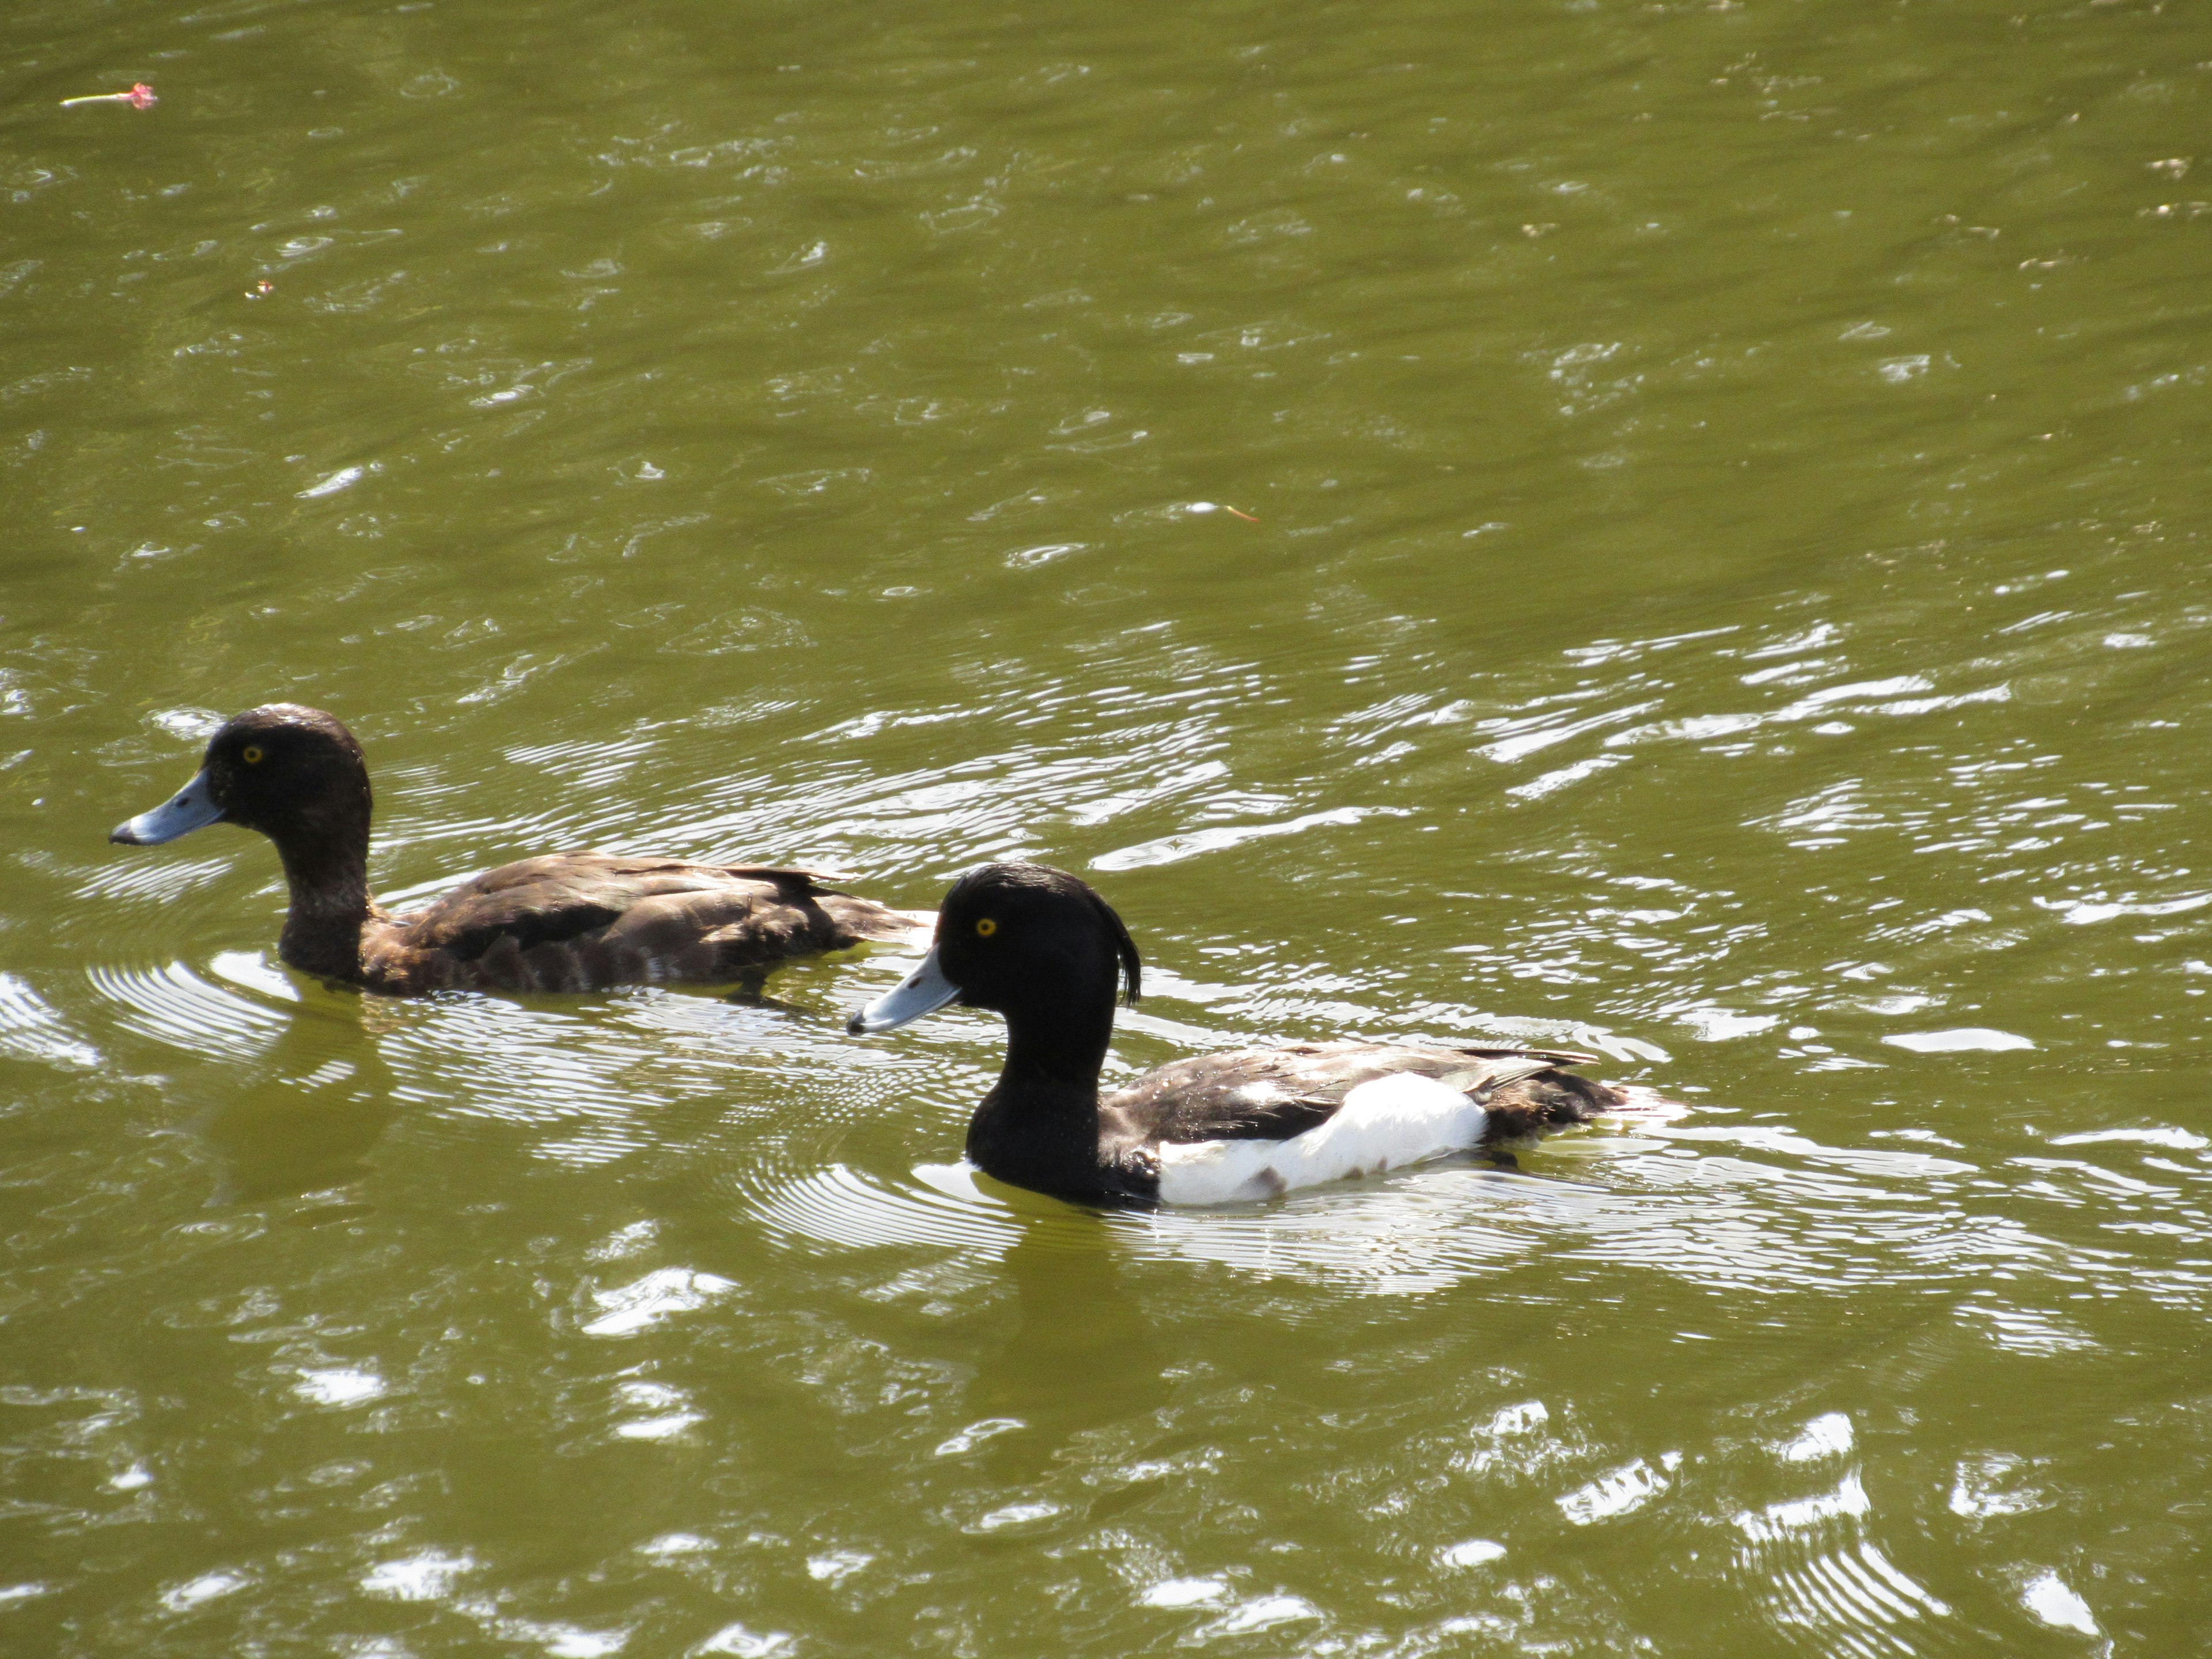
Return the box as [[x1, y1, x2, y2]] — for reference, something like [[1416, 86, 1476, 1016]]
[[110, 704, 927, 997]]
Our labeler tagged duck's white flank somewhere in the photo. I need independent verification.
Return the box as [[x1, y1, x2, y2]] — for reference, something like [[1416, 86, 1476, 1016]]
[[1154, 1071, 1487, 1206]]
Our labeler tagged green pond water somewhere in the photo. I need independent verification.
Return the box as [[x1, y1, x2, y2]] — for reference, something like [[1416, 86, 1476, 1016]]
[[4, 0, 2210, 1652]]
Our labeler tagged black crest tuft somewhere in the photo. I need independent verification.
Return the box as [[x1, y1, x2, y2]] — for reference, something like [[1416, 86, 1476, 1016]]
[[1087, 885, 1142, 1006]]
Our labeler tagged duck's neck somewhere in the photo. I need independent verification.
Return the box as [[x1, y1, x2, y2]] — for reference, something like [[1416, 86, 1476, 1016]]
[[966, 999, 1115, 1195], [270, 829, 375, 984], [1002, 998, 1113, 1094]]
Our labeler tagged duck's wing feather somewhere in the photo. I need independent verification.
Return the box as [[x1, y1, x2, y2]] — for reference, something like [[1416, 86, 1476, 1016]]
[[381, 854, 927, 991], [1101, 1040, 1619, 1147]]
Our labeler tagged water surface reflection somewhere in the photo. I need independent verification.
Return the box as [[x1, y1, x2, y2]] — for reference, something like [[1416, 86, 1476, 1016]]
[[6, 0, 2210, 1649]]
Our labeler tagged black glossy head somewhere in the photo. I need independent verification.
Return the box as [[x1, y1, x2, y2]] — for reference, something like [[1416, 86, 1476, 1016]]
[[111, 704, 372, 850], [932, 862, 1141, 1018]]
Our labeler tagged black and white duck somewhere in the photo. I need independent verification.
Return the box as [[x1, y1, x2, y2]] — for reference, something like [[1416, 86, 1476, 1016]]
[[846, 861, 1671, 1206]]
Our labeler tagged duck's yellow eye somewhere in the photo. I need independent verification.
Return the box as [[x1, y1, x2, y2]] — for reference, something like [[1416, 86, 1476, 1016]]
[[975, 916, 998, 937], [241, 746, 264, 765]]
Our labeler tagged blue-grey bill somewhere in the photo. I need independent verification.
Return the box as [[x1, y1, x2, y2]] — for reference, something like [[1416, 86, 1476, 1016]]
[[847, 948, 960, 1035], [109, 770, 225, 846]]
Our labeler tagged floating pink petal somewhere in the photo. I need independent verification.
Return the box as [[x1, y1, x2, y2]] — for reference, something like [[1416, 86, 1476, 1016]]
[[59, 83, 158, 111]]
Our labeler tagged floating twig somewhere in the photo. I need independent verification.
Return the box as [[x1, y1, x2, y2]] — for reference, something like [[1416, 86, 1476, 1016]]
[[60, 83, 158, 111]]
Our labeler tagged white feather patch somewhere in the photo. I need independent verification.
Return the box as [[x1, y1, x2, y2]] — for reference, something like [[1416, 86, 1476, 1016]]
[[1154, 1071, 1487, 1207]]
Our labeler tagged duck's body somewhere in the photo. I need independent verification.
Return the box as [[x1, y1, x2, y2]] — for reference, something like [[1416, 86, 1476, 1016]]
[[1098, 1040, 1627, 1206], [111, 705, 927, 997], [849, 862, 1665, 1207], [354, 853, 923, 996]]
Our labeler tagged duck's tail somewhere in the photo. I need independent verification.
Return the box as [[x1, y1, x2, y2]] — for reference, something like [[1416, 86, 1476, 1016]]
[[818, 895, 937, 949], [1600, 1082, 1690, 1119], [1480, 1070, 1687, 1142]]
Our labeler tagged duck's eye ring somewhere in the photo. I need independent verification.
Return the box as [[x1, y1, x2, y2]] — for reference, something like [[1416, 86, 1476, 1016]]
[[974, 916, 998, 938], [241, 746, 264, 765]]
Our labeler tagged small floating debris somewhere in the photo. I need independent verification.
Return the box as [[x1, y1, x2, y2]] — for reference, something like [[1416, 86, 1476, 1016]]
[[60, 83, 158, 111], [1185, 501, 1259, 522]]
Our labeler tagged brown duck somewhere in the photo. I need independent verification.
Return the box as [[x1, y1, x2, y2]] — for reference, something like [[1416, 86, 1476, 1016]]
[[109, 704, 928, 997]]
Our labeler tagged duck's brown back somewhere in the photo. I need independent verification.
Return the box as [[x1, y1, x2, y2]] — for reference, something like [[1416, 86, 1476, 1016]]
[[361, 853, 928, 994]]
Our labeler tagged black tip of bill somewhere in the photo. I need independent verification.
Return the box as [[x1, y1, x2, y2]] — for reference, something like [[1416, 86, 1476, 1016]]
[[109, 770, 225, 847], [847, 947, 960, 1037]]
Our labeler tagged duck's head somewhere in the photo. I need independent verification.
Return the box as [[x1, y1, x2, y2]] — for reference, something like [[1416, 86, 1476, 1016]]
[[110, 704, 372, 850], [847, 862, 1140, 1036]]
